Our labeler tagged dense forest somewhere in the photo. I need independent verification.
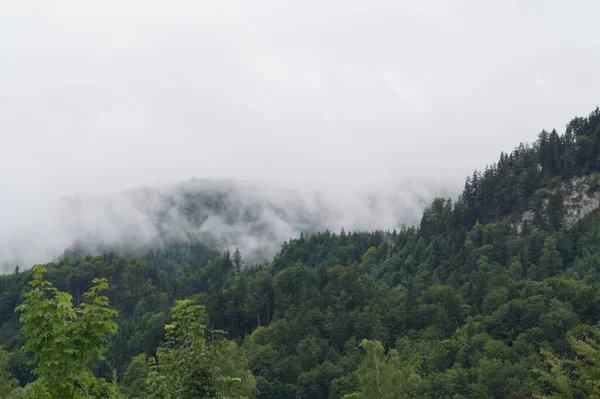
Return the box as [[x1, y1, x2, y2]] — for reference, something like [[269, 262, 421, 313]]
[[1, 107, 600, 398]]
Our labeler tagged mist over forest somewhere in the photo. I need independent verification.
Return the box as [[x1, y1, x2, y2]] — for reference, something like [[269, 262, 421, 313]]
[[0, 178, 448, 272]]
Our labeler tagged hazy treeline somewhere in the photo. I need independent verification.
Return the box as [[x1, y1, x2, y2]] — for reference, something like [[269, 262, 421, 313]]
[[0, 178, 444, 273]]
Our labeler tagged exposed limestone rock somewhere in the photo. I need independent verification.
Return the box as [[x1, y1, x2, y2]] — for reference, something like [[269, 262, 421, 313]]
[[515, 174, 600, 233], [555, 175, 600, 228], [516, 210, 534, 234]]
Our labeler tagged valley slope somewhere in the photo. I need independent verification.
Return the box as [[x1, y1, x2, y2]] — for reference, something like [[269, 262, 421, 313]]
[[2, 108, 600, 398]]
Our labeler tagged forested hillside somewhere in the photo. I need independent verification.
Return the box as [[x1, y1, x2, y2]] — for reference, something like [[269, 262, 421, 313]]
[[1, 108, 600, 398]]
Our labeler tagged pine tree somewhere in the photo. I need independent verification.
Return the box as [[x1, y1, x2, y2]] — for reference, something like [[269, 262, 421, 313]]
[[233, 247, 243, 273]]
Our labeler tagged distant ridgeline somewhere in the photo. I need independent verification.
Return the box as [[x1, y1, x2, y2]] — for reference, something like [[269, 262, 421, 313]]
[[55, 179, 333, 268], [458, 106, 600, 229], [1, 107, 600, 398]]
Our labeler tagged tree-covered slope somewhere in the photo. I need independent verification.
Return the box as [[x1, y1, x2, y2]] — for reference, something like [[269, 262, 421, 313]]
[[1, 108, 600, 398]]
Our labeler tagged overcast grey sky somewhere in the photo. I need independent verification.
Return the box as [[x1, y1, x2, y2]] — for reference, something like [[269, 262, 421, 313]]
[[2, 0, 599, 195], [1, 0, 600, 267]]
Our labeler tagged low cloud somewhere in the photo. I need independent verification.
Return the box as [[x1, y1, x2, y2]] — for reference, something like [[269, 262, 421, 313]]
[[0, 178, 451, 272]]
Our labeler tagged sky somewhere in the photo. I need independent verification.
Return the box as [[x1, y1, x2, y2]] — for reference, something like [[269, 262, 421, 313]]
[[1, 0, 599, 267]]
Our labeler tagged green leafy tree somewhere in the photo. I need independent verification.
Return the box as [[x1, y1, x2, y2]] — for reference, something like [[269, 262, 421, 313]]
[[0, 347, 19, 398], [536, 327, 600, 398], [121, 354, 151, 398], [147, 299, 256, 399], [344, 339, 420, 399], [15, 265, 118, 399], [87, 370, 129, 399]]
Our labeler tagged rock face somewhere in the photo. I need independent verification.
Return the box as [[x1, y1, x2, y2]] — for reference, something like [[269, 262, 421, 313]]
[[556, 175, 600, 228], [516, 210, 535, 234], [515, 174, 600, 233]]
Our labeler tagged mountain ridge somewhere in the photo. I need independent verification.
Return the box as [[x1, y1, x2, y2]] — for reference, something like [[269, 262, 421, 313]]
[[2, 107, 600, 398]]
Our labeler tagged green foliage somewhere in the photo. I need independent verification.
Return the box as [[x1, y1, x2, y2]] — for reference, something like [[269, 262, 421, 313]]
[[0, 347, 19, 398], [87, 370, 129, 399], [344, 339, 419, 399], [536, 327, 600, 398], [147, 300, 256, 399], [120, 354, 150, 398], [15, 266, 118, 399]]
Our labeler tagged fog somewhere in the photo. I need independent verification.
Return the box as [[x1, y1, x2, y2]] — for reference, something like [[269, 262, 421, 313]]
[[1, 1, 599, 270], [0, 178, 448, 271]]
